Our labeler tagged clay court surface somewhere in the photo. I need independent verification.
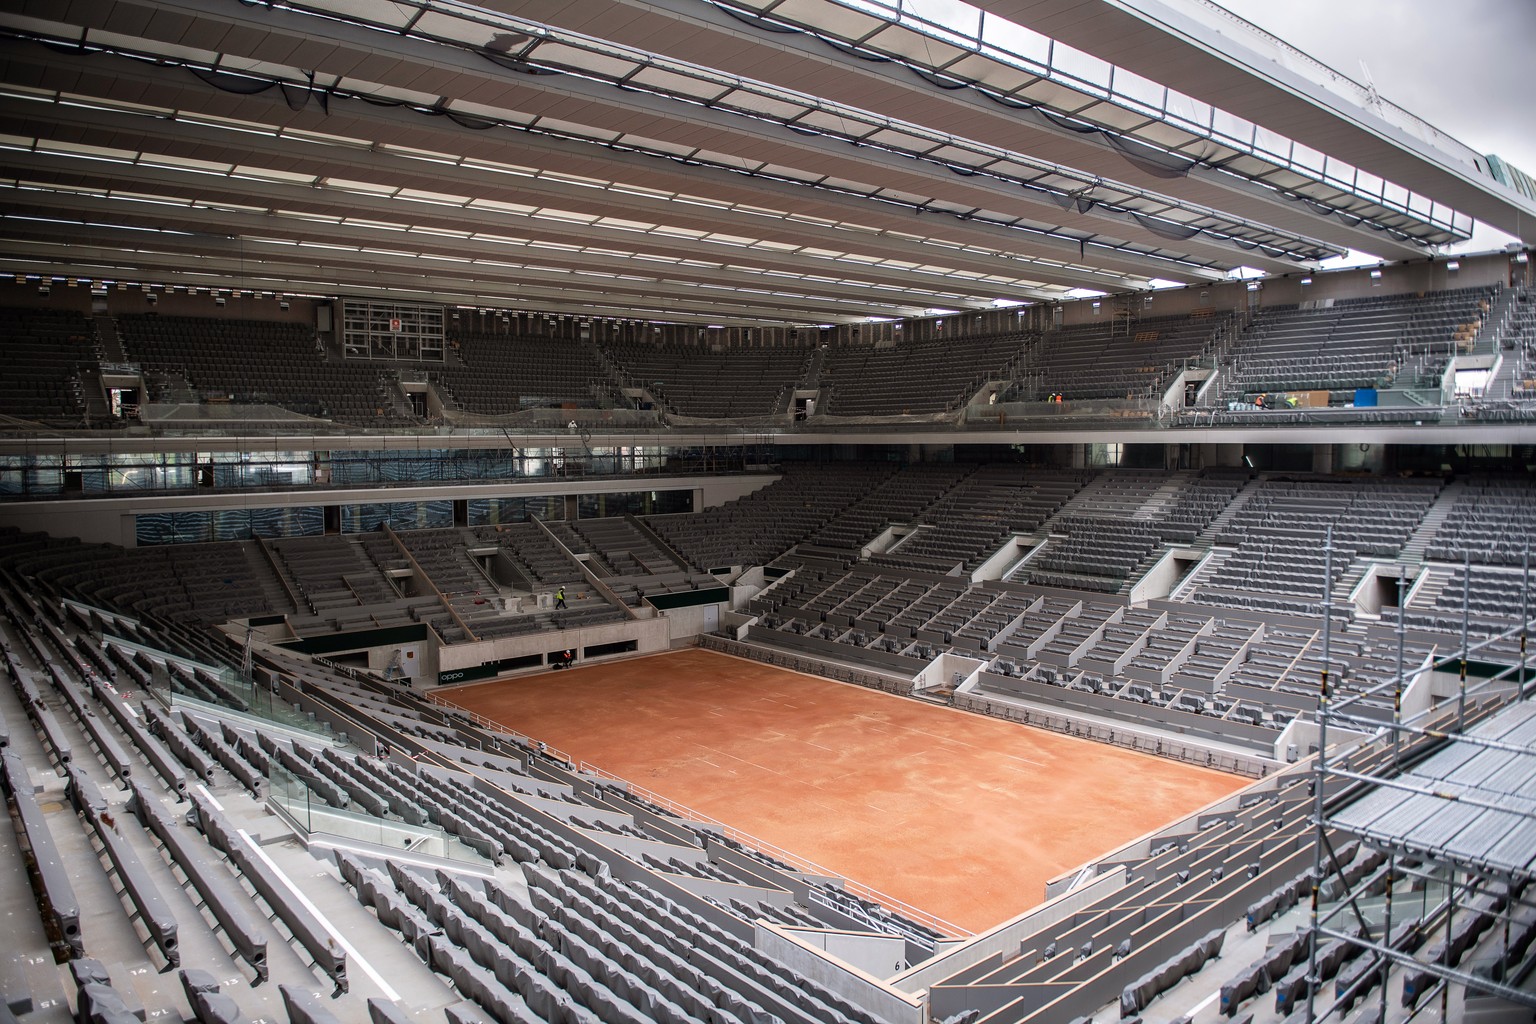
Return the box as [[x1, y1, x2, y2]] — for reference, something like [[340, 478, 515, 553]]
[[449, 648, 1245, 933]]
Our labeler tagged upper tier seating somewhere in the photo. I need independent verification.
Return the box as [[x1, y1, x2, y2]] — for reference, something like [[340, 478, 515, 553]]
[[0, 306, 99, 424], [1008, 313, 1219, 402], [603, 343, 810, 418], [1214, 286, 1495, 401], [819, 332, 1028, 415], [117, 314, 419, 425], [436, 332, 612, 414], [1504, 288, 1536, 401]]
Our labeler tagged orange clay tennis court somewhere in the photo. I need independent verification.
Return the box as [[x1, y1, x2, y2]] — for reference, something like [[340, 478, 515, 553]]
[[448, 648, 1245, 933]]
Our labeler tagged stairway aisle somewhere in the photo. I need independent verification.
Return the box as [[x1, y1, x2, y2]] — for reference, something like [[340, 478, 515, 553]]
[[244, 539, 299, 615], [1189, 473, 1263, 549], [1132, 471, 1193, 521], [93, 314, 127, 362], [1398, 480, 1464, 563]]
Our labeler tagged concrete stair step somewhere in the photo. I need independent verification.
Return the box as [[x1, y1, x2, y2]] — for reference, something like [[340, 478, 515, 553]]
[[1190, 475, 1262, 550], [1399, 480, 1464, 563]]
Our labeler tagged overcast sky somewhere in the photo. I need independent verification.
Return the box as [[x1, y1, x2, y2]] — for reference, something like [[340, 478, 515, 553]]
[[1214, 0, 1536, 255]]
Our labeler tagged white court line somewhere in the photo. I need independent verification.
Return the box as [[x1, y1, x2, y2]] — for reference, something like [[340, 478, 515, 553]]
[[236, 828, 400, 1002], [699, 746, 786, 776]]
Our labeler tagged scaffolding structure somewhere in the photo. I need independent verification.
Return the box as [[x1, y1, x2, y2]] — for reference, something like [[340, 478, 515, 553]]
[[1302, 533, 1536, 1022]]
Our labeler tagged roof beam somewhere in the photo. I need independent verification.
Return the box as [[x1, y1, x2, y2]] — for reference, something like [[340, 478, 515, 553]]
[[492, 0, 1434, 262], [972, 0, 1536, 243], [0, 190, 985, 317], [0, 5, 1327, 272], [0, 108, 1111, 298], [0, 72, 1211, 289], [0, 236, 914, 323]]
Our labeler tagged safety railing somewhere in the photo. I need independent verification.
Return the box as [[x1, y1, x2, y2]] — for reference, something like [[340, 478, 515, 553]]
[[267, 761, 487, 865]]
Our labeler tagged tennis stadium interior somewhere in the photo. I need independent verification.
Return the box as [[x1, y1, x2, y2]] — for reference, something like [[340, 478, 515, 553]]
[[0, 0, 1535, 1023]]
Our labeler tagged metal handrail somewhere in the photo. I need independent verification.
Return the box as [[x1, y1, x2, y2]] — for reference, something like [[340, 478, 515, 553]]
[[423, 690, 577, 766]]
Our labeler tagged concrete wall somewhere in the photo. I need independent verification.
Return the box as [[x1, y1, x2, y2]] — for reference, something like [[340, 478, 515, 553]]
[[435, 616, 669, 673], [914, 653, 984, 691], [769, 928, 908, 981], [891, 865, 1128, 994], [366, 641, 428, 681], [971, 535, 1031, 582], [753, 923, 925, 1024], [657, 601, 724, 643], [1128, 548, 1193, 605]]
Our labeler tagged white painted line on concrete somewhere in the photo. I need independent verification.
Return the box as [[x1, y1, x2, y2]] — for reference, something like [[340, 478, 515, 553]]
[[196, 784, 224, 812], [236, 828, 400, 1002], [1189, 988, 1221, 1016]]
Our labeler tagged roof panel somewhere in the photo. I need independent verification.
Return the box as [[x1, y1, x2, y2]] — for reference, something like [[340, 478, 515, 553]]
[[526, 42, 639, 80], [862, 23, 970, 66], [2, 0, 1468, 318]]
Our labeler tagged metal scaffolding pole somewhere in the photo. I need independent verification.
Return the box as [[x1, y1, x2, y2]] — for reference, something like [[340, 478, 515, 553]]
[[1305, 525, 1334, 1024], [1394, 570, 1406, 769], [1321, 715, 1536, 761], [1306, 516, 1536, 1024], [1326, 612, 1536, 728], [1321, 764, 1525, 819], [1459, 552, 1470, 730], [1313, 925, 1536, 1010], [1377, 845, 1395, 1022], [1522, 548, 1530, 700]]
